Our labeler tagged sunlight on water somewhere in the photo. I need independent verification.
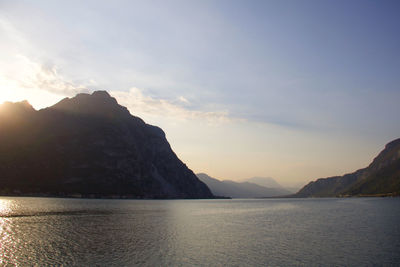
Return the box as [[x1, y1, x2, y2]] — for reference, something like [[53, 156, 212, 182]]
[[0, 197, 399, 266], [0, 199, 13, 216], [0, 199, 17, 265]]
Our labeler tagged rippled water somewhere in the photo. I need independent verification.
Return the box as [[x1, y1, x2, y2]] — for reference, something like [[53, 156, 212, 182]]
[[0, 197, 399, 266]]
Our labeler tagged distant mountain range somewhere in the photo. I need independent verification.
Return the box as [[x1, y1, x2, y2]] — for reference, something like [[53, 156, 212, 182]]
[[0, 91, 213, 199], [240, 177, 299, 193], [2, 91, 396, 199], [197, 173, 291, 198], [294, 138, 400, 197], [242, 177, 282, 188]]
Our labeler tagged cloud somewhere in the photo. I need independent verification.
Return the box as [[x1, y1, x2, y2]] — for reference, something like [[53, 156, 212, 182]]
[[178, 96, 190, 105], [3, 55, 89, 96], [0, 55, 232, 123], [112, 87, 232, 123], [0, 18, 87, 96]]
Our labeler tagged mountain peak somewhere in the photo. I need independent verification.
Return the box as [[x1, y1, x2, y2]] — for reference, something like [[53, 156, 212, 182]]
[[385, 138, 400, 150], [50, 90, 130, 118], [1, 100, 35, 110], [0, 100, 36, 119], [74, 90, 117, 104], [0, 91, 213, 199], [92, 90, 111, 98]]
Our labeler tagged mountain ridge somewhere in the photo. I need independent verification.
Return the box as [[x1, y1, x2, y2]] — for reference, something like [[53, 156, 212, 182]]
[[197, 173, 291, 198], [294, 138, 400, 197], [0, 91, 213, 199], [241, 176, 294, 191]]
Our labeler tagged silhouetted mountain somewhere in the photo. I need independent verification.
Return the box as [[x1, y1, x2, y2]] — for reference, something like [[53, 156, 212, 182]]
[[0, 91, 213, 199], [197, 173, 290, 198], [294, 138, 400, 197]]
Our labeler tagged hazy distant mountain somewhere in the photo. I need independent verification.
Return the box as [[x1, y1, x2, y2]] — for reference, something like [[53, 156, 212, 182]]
[[243, 177, 281, 188], [197, 173, 290, 198], [0, 91, 213, 199], [242, 177, 294, 194], [294, 138, 400, 197], [284, 184, 306, 194]]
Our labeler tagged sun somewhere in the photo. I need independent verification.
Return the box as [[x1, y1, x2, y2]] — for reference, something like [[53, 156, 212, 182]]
[[0, 55, 65, 109], [0, 81, 37, 107], [0, 82, 23, 105], [0, 80, 63, 110]]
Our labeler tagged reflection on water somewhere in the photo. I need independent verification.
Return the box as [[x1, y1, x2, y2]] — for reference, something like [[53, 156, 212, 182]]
[[0, 199, 17, 265], [0, 197, 399, 266], [0, 199, 13, 215]]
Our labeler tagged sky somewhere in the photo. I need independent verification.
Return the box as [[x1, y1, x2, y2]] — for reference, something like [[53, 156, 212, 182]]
[[0, 0, 399, 187]]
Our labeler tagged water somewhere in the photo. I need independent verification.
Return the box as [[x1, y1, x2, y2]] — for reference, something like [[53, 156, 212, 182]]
[[0, 197, 399, 266]]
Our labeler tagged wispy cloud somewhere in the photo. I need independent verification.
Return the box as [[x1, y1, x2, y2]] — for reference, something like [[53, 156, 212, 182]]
[[112, 87, 232, 123], [1, 55, 232, 123], [0, 17, 87, 96], [178, 96, 190, 105], [3, 55, 89, 96]]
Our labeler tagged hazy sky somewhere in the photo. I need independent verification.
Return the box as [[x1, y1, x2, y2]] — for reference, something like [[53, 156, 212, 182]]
[[1, 0, 399, 187]]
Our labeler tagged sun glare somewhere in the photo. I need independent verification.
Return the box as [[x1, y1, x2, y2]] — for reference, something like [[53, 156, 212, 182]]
[[0, 199, 13, 216], [0, 82, 63, 110], [0, 75, 26, 104], [0, 55, 68, 109], [0, 90, 19, 105]]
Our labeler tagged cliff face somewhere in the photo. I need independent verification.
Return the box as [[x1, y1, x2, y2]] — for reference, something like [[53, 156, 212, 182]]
[[0, 91, 213, 199], [295, 138, 400, 197]]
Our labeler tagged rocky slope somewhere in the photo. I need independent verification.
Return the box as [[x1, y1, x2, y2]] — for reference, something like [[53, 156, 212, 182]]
[[197, 173, 290, 198], [0, 91, 213, 199], [294, 138, 400, 197]]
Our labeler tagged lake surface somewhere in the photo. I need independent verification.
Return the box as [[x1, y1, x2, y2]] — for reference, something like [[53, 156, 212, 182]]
[[0, 197, 399, 266]]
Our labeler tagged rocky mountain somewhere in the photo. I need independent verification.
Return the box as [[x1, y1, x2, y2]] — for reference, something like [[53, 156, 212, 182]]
[[197, 173, 290, 198], [0, 91, 213, 199], [294, 138, 400, 197]]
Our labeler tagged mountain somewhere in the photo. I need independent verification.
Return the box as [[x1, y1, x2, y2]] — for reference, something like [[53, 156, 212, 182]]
[[243, 177, 282, 188], [197, 173, 290, 198], [0, 91, 213, 199], [242, 177, 294, 193], [294, 138, 400, 197]]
